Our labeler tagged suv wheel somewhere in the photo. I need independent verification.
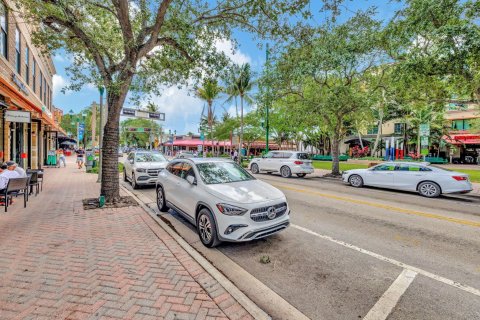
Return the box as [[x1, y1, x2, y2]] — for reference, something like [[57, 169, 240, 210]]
[[418, 181, 441, 198], [156, 186, 169, 212], [280, 166, 292, 178], [131, 173, 138, 189], [197, 209, 220, 248], [251, 163, 259, 174]]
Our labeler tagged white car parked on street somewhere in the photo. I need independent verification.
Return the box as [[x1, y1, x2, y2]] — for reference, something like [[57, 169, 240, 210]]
[[249, 151, 314, 178], [342, 162, 472, 197], [124, 151, 169, 189], [156, 158, 290, 247]]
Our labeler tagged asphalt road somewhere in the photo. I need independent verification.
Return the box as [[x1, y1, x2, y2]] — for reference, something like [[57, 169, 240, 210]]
[[122, 170, 480, 320]]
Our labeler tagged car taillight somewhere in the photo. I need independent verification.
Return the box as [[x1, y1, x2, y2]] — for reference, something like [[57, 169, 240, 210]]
[[294, 161, 303, 165], [452, 176, 467, 181]]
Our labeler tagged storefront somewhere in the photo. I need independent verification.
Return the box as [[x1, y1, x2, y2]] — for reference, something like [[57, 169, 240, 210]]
[[443, 133, 480, 164], [0, 76, 61, 169]]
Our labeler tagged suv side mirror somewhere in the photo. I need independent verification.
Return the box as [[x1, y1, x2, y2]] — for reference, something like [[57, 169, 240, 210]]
[[186, 175, 196, 185]]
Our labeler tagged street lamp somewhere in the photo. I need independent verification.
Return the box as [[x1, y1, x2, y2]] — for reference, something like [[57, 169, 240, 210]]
[[265, 43, 271, 153]]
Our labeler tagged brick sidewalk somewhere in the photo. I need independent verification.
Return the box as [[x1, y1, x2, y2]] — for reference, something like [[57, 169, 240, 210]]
[[0, 160, 254, 320]]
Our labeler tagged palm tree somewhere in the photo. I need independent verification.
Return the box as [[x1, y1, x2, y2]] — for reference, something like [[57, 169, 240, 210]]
[[145, 102, 160, 150], [197, 79, 222, 155], [235, 63, 254, 161], [224, 68, 240, 119]]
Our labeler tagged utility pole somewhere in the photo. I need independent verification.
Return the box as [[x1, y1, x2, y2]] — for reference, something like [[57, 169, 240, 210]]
[[97, 87, 104, 183], [265, 43, 270, 153]]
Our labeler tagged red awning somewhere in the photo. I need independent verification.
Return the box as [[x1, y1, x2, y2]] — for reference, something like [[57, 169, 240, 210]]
[[443, 133, 480, 145]]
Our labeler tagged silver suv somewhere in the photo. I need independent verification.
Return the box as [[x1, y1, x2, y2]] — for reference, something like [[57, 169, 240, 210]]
[[124, 151, 169, 189]]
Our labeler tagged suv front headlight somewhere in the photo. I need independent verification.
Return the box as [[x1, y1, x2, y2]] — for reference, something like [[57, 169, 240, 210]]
[[216, 203, 248, 216], [136, 168, 146, 173]]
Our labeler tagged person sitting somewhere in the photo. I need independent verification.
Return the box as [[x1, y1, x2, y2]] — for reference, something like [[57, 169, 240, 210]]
[[14, 163, 27, 177], [0, 162, 21, 193]]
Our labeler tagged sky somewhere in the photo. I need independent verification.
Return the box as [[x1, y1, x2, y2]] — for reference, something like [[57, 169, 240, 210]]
[[51, 0, 403, 135]]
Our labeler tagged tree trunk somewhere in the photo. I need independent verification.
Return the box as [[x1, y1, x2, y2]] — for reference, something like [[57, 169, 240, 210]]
[[238, 95, 244, 163], [100, 94, 123, 202], [100, 73, 133, 204], [372, 114, 383, 157], [331, 133, 341, 176]]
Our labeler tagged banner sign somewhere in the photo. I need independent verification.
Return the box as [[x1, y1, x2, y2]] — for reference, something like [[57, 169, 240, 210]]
[[5, 110, 31, 123], [78, 123, 85, 141]]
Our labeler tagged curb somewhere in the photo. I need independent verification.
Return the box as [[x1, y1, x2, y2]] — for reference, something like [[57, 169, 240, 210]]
[[121, 185, 272, 320]]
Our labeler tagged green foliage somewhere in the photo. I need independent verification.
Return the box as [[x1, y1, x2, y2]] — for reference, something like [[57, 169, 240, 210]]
[[120, 118, 162, 148]]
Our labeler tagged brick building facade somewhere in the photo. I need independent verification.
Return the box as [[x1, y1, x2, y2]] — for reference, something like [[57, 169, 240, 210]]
[[0, 0, 62, 169]]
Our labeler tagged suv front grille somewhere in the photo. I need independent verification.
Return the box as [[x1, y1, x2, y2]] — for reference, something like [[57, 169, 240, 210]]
[[250, 202, 287, 222], [147, 168, 162, 177]]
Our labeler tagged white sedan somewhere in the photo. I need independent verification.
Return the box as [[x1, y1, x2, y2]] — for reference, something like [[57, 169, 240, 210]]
[[249, 151, 314, 178], [342, 162, 472, 198], [156, 158, 290, 247]]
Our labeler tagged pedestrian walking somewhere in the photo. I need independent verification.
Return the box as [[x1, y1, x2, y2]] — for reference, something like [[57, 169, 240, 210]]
[[57, 149, 66, 167], [76, 147, 85, 169]]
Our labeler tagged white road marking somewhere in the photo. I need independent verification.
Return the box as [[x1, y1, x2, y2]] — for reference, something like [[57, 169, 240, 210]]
[[363, 269, 417, 320], [291, 224, 480, 297]]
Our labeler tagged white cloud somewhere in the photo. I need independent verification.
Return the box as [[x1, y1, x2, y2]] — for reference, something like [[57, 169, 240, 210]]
[[52, 74, 69, 98], [215, 39, 251, 65], [135, 85, 204, 134]]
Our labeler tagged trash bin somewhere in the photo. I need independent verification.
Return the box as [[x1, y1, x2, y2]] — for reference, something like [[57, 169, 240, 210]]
[[86, 152, 94, 170]]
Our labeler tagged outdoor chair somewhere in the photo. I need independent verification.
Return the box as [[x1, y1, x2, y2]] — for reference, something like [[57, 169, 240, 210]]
[[27, 169, 44, 192], [28, 171, 40, 196], [1, 177, 29, 212]]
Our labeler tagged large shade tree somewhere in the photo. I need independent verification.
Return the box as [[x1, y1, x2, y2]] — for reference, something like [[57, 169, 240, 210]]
[[18, 0, 319, 203], [268, 11, 387, 175]]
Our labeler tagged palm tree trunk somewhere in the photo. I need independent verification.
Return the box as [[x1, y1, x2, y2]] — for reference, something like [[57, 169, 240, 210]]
[[238, 95, 244, 163]]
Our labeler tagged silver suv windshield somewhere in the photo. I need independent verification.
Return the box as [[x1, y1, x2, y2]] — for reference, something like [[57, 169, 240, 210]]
[[197, 162, 255, 184], [135, 153, 167, 162]]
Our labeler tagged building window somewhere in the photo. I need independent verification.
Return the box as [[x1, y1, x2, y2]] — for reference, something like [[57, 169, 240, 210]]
[[15, 27, 21, 74], [25, 46, 29, 84], [32, 59, 36, 92], [367, 126, 378, 135], [39, 71, 43, 101], [394, 123, 404, 135], [0, 2, 7, 58], [451, 119, 470, 131]]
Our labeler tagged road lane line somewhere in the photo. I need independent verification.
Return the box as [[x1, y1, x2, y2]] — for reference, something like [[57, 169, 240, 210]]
[[363, 269, 417, 320], [273, 183, 480, 228], [292, 224, 480, 297]]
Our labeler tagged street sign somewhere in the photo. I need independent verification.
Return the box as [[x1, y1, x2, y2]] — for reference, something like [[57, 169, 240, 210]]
[[122, 108, 136, 116], [419, 123, 430, 137], [122, 108, 165, 121], [125, 127, 151, 132], [200, 132, 205, 141]]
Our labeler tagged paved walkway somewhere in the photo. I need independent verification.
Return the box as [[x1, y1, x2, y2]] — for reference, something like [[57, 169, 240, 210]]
[[0, 159, 253, 320]]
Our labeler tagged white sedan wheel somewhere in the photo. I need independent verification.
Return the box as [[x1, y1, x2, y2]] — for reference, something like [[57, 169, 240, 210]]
[[349, 174, 364, 188], [418, 181, 441, 198]]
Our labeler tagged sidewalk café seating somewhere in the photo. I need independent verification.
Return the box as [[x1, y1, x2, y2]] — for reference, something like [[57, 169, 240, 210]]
[[28, 171, 40, 196], [1, 177, 29, 212], [27, 169, 44, 192]]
